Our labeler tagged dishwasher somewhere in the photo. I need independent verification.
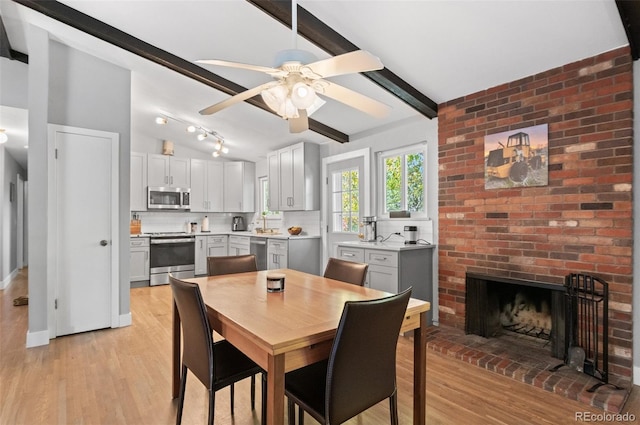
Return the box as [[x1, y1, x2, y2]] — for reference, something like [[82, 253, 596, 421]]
[[250, 237, 267, 271]]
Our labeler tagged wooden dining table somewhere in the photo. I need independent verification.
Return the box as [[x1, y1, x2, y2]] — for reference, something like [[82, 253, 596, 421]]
[[172, 269, 430, 425]]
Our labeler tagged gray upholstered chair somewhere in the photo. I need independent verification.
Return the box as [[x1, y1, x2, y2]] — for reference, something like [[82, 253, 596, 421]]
[[285, 288, 412, 425], [207, 254, 258, 276], [323, 257, 369, 286], [169, 274, 265, 425]]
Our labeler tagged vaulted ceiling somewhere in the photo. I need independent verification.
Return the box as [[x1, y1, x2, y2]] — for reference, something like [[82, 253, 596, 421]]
[[0, 0, 635, 168]]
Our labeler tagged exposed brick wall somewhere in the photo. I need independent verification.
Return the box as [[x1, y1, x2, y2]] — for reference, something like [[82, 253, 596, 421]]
[[437, 47, 634, 380]]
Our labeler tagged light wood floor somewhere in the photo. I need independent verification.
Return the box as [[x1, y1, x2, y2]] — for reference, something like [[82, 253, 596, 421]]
[[2, 268, 639, 425]]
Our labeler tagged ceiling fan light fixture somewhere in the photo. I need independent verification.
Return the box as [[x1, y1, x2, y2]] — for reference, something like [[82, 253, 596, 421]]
[[291, 82, 317, 109], [306, 96, 326, 117], [0, 129, 7, 144]]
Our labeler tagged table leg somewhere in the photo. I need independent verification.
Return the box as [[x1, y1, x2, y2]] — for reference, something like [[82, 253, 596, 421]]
[[413, 311, 427, 425], [172, 301, 181, 399], [266, 353, 285, 425]]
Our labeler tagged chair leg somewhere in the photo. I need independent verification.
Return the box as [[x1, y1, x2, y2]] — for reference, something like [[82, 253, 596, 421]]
[[298, 405, 304, 425], [176, 365, 188, 425], [230, 383, 235, 415], [287, 398, 296, 425], [262, 373, 267, 425], [389, 391, 398, 425], [251, 374, 256, 410], [208, 389, 215, 425]]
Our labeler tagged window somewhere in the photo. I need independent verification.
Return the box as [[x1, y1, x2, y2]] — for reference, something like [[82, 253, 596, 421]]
[[331, 168, 360, 233], [378, 144, 426, 217], [258, 176, 279, 217]]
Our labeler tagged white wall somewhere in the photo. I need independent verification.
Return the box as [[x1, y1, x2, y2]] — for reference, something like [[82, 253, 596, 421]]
[[320, 116, 440, 323], [0, 57, 28, 109], [27, 27, 132, 345]]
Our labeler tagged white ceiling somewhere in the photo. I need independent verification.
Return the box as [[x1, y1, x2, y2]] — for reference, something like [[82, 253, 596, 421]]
[[0, 0, 629, 170]]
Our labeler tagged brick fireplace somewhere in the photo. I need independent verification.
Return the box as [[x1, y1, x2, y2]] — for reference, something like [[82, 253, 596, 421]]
[[436, 44, 634, 394]]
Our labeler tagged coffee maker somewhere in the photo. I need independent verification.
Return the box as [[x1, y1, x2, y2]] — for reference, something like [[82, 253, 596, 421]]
[[232, 216, 246, 231], [359, 216, 377, 242]]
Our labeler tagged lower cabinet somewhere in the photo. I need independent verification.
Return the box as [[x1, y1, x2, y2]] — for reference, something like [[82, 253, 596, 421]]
[[130, 237, 150, 284], [335, 244, 434, 324], [195, 235, 229, 275], [267, 238, 320, 275], [229, 235, 250, 256]]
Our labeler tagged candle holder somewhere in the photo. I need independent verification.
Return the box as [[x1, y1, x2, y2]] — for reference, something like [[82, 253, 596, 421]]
[[266, 273, 285, 292]]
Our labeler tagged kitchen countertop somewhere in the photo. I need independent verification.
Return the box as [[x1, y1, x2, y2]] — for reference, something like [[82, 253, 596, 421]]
[[130, 231, 321, 240], [336, 240, 435, 251]]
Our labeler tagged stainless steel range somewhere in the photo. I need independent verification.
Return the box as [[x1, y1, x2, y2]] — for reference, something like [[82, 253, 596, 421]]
[[149, 232, 195, 286]]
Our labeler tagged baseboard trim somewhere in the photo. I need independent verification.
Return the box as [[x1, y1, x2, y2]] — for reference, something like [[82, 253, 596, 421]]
[[119, 312, 132, 327], [26, 329, 50, 348], [0, 268, 19, 290]]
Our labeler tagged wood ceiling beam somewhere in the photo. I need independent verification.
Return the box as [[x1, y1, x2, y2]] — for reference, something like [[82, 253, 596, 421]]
[[247, 0, 438, 119], [11, 0, 349, 143], [616, 0, 640, 60]]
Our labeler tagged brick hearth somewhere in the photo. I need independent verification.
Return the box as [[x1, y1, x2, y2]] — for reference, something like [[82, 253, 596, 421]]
[[426, 325, 630, 413]]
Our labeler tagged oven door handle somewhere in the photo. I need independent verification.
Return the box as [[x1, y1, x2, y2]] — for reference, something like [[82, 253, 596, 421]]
[[151, 238, 195, 244]]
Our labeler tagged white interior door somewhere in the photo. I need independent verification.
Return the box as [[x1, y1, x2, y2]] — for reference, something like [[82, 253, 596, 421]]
[[323, 152, 368, 269], [51, 125, 118, 336]]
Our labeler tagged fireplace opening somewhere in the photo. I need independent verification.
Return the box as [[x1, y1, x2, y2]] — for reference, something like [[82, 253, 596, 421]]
[[465, 273, 565, 358]]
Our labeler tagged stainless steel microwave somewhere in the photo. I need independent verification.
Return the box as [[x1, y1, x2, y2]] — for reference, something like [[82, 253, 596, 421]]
[[148, 187, 190, 210]]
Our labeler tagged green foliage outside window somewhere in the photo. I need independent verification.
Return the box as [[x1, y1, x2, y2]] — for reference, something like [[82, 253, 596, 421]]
[[332, 168, 360, 233], [383, 150, 425, 214]]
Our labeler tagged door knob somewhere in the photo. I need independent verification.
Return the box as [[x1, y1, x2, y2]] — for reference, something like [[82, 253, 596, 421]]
[[100, 240, 108, 246]]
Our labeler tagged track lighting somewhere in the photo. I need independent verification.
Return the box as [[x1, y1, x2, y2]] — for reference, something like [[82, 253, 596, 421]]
[[0, 129, 7, 144], [153, 112, 229, 157]]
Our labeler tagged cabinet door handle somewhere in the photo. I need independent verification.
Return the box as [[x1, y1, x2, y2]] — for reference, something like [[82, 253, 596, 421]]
[[374, 256, 387, 261], [343, 253, 355, 257], [165, 176, 168, 184], [170, 176, 173, 185]]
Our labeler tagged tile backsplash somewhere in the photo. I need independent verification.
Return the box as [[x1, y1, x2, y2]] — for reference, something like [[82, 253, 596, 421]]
[[376, 219, 433, 244], [134, 211, 253, 233], [249, 210, 321, 236]]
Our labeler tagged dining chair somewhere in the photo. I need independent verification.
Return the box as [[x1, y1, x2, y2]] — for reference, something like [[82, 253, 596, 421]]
[[285, 287, 412, 425], [169, 274, 265, 425], [323, 257, 369, 286], [207, 254, 258, 276]]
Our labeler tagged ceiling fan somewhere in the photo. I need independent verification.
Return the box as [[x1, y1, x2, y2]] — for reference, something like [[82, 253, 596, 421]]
[[196, 0, 390, 133]]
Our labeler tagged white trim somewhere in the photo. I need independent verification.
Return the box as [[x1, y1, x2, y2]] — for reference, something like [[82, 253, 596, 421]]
[[47, 124, 120, 337], [26, 329, 50, 348], [0, 269, 19, 290], [119, 312, 132, 327], [321, 148, 371, 268], [635, 366, 640, 386]]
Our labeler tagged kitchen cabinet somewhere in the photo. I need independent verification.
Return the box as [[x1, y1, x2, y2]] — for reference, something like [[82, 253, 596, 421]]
[[267, 237, 320, 275], [191, 159, 223, 212], [224, 161, 255, 212], [130, 237, 150, 283], [335, 243, 434, 324], [148, 154, 191, 188], [130, 152, 147, 211], [267, 142, 320, 211], [195, 235, 229, 275], [228, 235, 250, 256]]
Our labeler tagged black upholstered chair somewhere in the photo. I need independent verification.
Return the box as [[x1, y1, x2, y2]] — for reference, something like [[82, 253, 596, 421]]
[[169, 274, 265, 425], [285, 288, 412, 425], [323, 257, 369, 286], [207, 254, 258, 276]]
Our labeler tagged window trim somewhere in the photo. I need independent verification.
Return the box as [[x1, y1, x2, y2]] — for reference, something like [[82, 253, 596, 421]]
[[258, 175, 281, 218], [376, 142, 428, 220]]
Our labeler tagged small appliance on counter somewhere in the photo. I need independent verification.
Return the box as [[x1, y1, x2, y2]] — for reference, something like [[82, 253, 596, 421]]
[[404, 226, 418, 244], [232, 216, 246, 231], [359, 216, 377, 242]]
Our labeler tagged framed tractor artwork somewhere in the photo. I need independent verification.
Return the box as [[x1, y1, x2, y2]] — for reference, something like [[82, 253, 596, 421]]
[[484, 123, 549, 189]]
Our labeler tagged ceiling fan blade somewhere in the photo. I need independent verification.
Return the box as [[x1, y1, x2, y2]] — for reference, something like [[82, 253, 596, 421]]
[[319, 81, 391, 118], [303, 50, 384, 79], [199, 81, 279, 115], [196, 59, 286, 77], [289, 109, 309, 133]]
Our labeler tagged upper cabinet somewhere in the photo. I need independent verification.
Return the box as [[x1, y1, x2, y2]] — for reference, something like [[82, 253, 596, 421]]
[[268, 142, 320, 211], [130, 152, 148, 211], [148, 154, 191, 188], [191, 159, 224, 212], [224, 161, 255, 213]]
